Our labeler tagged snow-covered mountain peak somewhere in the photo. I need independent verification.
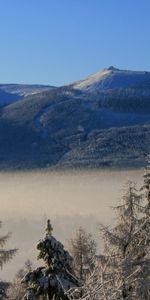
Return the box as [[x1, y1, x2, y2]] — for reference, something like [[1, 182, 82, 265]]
[[73, 67, 150, 92], [72, 68, 111, 91]]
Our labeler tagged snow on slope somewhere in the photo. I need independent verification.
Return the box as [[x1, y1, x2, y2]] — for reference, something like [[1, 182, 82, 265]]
[[73, 66, 150, 92], [0, 84, 55, 97], [0, 84, 56, 107]]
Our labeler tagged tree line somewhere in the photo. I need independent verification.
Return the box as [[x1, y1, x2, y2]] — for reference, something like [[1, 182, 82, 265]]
[[1, 162, 150, 299]]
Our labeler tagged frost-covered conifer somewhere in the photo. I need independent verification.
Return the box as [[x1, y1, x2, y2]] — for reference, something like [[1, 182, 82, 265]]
[[22, 220, 79, 300], [98, 181, 149, 299], [132, 160, 150, 299], [68, 227, 97, 283], [0, 221, 17, 299], [68, 181, 149, 300]]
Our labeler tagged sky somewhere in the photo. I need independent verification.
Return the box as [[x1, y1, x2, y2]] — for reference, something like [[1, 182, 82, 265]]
[[0, 0, 150, 86]]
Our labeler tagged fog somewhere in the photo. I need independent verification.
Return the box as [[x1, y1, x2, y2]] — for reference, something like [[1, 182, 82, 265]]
[[0, 169, 143, 280]]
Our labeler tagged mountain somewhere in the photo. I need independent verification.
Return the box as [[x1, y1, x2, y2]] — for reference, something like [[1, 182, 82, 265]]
[[0, 84, 55, 106], [72, 66, 150, 92], [0, 67, 150, 170]]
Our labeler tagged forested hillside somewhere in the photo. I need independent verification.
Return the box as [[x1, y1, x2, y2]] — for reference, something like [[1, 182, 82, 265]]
[[0, 67, 150, 169]]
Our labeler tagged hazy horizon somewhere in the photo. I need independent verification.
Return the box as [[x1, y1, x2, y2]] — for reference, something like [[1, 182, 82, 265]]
[[0, 169, 144, 281]]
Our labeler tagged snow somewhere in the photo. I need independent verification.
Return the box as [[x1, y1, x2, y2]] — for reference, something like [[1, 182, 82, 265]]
[[73, 69, 110, 90], [73, 67, 150, 92], [22, 221, 79, 299]]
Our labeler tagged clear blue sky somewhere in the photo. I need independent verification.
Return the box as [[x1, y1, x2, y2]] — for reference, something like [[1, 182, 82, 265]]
[[0, 0, 150, 86]]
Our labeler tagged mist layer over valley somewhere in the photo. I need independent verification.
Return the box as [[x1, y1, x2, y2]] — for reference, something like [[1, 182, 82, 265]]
[[0, 169, 143, 280], [0, 68, 150, 286]]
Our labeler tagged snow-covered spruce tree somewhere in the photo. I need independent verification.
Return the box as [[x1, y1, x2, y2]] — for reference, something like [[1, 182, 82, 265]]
[[67, 227, 97, 284], [22, 220, 79, 300]]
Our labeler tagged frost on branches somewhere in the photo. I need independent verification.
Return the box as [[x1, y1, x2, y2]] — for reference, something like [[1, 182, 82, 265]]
[[7, 260, 33, 300], [98, 181, 150, 300], [68, 227, 97, 283], [68, 179, 150, 300], [22, 220, 79, 300]]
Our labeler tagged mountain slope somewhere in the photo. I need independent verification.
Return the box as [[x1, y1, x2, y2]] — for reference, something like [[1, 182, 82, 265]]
[[0, 67, 150, 170], [72, 66, 150, 92], [0, 84, 55, 107]]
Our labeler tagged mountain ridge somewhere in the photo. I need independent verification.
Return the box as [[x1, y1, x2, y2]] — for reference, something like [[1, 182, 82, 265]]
[[72, 66, 150, 92], [0, 67, 150, 170], [0, 83, 56, 107]]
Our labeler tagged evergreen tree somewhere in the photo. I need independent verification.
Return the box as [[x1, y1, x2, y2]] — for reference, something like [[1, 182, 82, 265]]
[[132, 160, 150, 299], [0, 221, 17, 269], [0, 221, 17, 299], [68, 227, 97, 283], [69, 181, 149, 300], [22, 220, 79, 300], [98, 181, 150, 299]]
